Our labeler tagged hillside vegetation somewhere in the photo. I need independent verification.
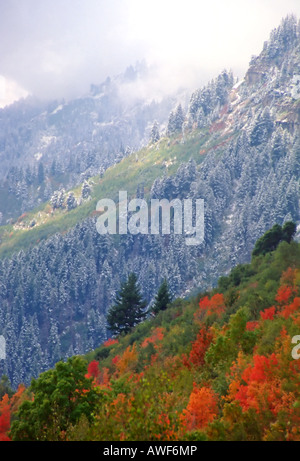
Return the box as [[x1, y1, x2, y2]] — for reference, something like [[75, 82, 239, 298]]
[[1, 232, 300, 441]]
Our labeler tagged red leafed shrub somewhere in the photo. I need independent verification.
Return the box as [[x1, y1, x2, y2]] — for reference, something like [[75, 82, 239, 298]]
[[0, 394, 11, 441], [112, 354, 121, 368], [189, 327, 214, 367], [198, 296, 210, 312], [197, 293, 226, 319], [260, 306, 276, 321], [275, 270, 300, 319], [229, 353, 295, 416], [86, 360, 100, 380], [103, 338, 118, 347], [276, 285, 294, 305], [246, 320, 259, 331], [280, 297, 300, 319], [241, 354, 278, 383]]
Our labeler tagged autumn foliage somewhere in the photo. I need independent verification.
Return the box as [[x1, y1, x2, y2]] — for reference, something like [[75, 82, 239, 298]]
[[6, 240, 300, 441], [0, 394, 11, 441], [0, 385, 25, 441], [197, 293, 226, 319], [180, 385, 218, 432], [260, 306, 276, 320], [189, 327, 214, 366]]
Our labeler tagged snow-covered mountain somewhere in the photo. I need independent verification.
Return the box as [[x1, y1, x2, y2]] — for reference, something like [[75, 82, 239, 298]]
[[0, 61, 184, 223]]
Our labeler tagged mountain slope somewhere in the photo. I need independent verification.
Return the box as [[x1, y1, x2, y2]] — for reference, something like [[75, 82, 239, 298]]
[[4, 234, 300, 441]]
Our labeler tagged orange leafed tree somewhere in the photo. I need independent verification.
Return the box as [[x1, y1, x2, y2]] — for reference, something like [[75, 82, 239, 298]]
[[276, 285, 295, 306], [10, 384, 26, 414], [116, 344, 138, 375], [141, 327, 165, 350], [280, 267, 299, 287], [181, 385, 218, 432]]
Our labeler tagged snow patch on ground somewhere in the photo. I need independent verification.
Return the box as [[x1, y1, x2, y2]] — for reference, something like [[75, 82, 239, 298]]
[[225, 214, 233, 225], [41, 135, 56, 147], [34, 152, 43, 161], [51, 104, 64, 115], [233, 79, 244, 90]]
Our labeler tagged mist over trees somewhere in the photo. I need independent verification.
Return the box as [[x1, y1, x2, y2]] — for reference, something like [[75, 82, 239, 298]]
[[0, 63, 177, 224]]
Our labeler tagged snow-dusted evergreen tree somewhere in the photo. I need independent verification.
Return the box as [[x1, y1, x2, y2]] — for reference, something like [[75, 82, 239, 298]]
[[167, 104, 185, 136], [50, 189, 65, 209], [66, 192, 77, 211], [150, 121, 160, 144], [174, 104, 185, 132], [249, 106, 274, 146], [167, 110, 176, 136], [81, 181, 91, 199]]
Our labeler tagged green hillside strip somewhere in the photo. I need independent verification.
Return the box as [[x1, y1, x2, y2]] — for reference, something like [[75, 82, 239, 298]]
[[0, 130, 212, 259]]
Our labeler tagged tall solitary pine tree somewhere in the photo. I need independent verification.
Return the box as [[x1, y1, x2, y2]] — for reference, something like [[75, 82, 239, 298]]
[[106, 273, 147, 336]]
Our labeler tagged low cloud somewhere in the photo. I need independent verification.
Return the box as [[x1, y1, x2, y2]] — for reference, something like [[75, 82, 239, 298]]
[[0, 0, 300, 105]]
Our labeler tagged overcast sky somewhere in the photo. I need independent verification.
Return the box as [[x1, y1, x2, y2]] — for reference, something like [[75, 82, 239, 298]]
[[0, 0, 300, 107]]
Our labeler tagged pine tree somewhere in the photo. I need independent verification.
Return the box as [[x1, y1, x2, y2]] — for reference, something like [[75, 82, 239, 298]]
[[252, 221, 296, 257], [174, 103, 185, 132], [167, 111, 176, 136], [250, 107, 274, 147], [150, 121, 160, 144], [151, 278, 172, 315], [282, 221, 296, 243], [66, 192, 77, 211], [50, 189, 65, 209], [81, 181, 91, 199], [106, 273, 147, 336], [37, 162, 45, 185]]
